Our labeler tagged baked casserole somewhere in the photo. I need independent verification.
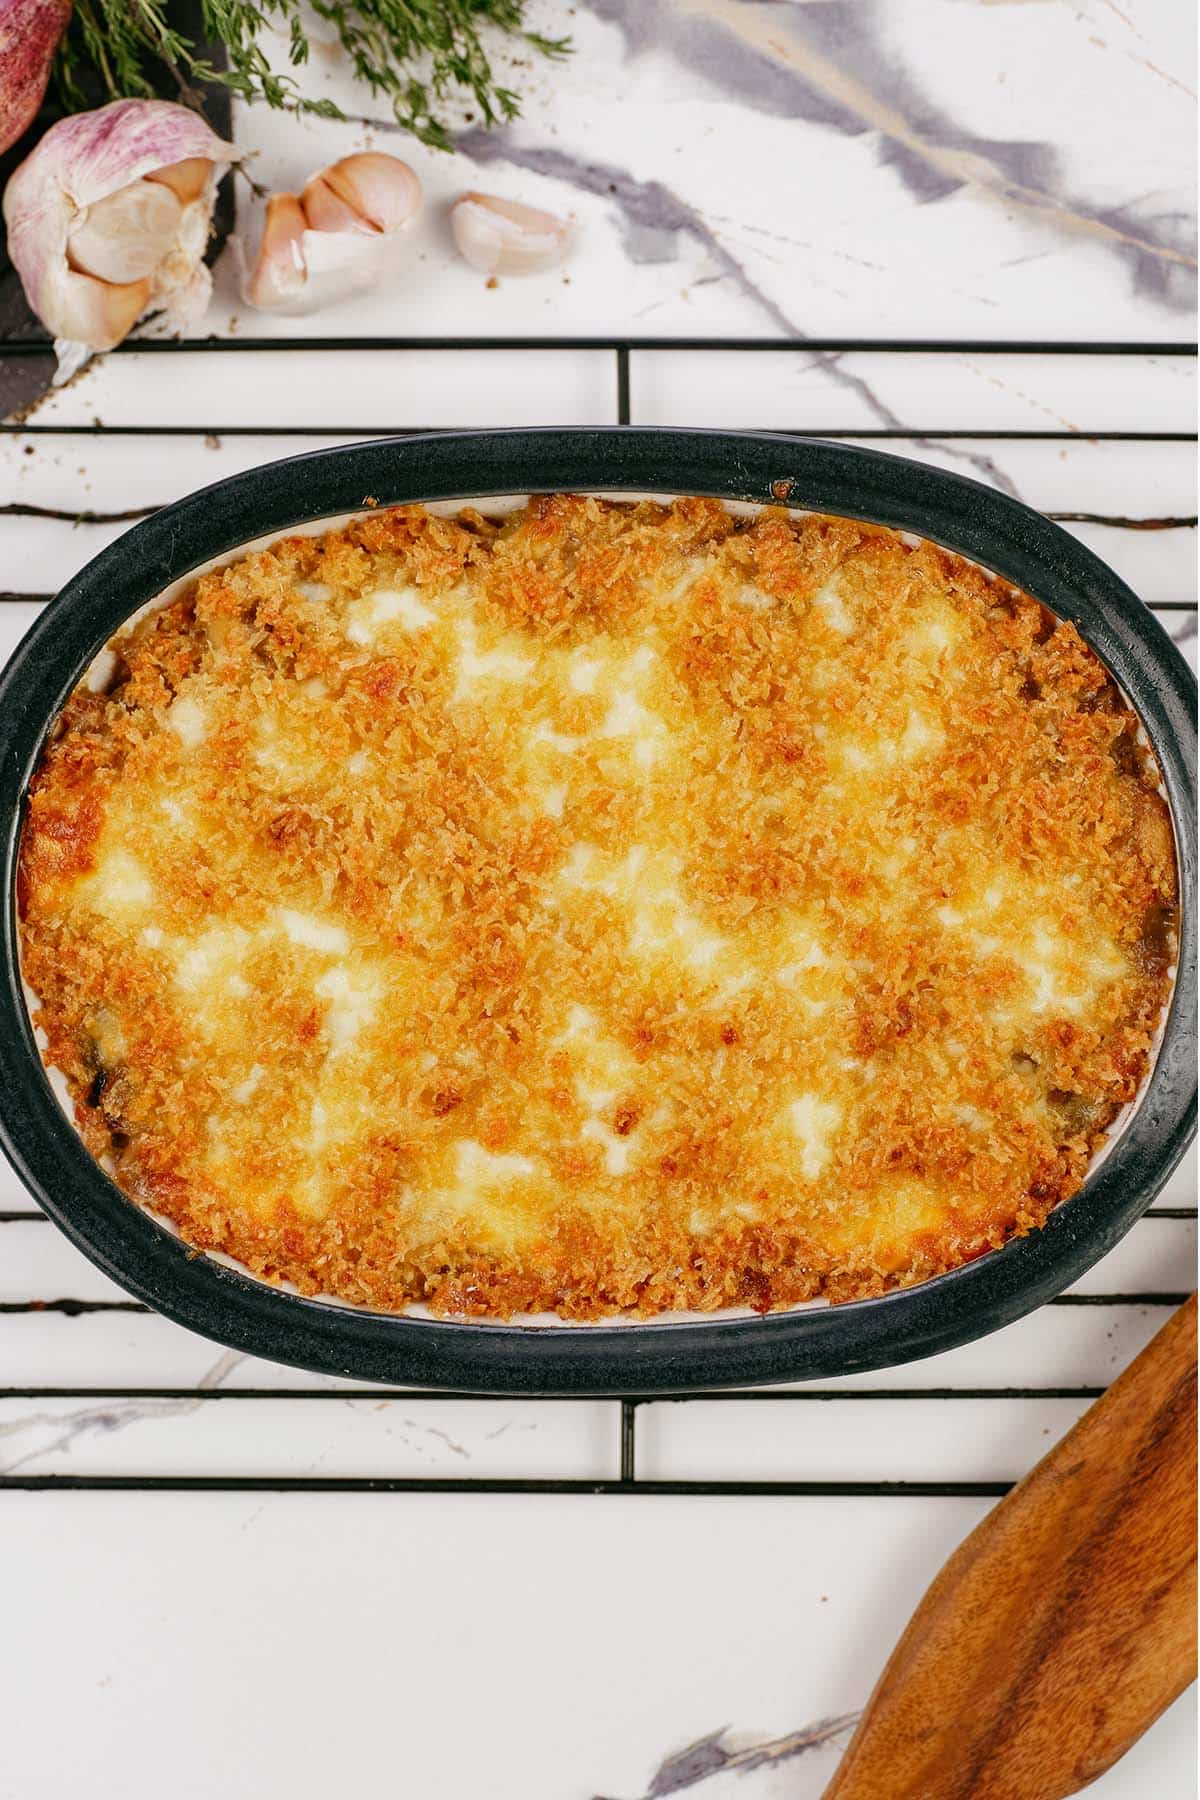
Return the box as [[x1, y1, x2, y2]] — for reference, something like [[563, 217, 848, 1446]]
[[18, 496, 1178, 1318]]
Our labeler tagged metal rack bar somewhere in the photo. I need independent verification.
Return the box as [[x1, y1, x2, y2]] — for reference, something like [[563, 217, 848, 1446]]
[[0, 336, 1195, 355], [616, 346, 631, 426], [4, 426, 1194, 441], [0, 1475, 1016, 1496], [0, 1387, 1111, 1402], [621, 1401, 637, 1482], [0, 327, 1192, 1499]]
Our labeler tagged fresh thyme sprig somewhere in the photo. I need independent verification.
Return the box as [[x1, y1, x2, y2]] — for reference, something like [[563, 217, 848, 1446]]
[[54, 0, 570, 149]]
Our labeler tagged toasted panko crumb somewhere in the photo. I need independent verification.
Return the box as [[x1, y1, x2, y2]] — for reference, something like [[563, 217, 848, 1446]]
[[19, 498, 1178, 1318]]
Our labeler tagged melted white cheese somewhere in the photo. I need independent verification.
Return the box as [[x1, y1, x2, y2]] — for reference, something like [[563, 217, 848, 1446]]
[[86, 850, 154, 919], [788, 1093, 842, 1180], [315, 964, 380, 1053], [568, 654, 600, 693], [276, 910, 350, 955], [813, 575, 853, 635], [166, 694, 208, 750], [455, 1140, 537, 1185], [581, 1114, 634, 1175], [453, 620, 532, 700], [346, 585, 435, 645]]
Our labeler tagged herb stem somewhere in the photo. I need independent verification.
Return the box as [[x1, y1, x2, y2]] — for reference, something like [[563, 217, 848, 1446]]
[[53, 0, 569, 148]]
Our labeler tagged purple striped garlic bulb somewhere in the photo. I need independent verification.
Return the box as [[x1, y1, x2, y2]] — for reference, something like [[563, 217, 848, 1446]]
[[3, 98, 240, 382]]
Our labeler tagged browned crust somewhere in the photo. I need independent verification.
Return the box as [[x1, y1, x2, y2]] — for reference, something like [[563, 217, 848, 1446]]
[[18, 498, 1178, 1319]]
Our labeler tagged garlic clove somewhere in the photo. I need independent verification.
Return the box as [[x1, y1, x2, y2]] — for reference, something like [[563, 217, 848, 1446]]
[[320, 154, 421, 234], [244, 155, 422, 315], [244, 193, 309, 310], [299, 174, 367, 237], [53, 269, 153, 353], [146, 157, 214, 206], [450, 192, 572, 277], [67, 179, 184, 284]]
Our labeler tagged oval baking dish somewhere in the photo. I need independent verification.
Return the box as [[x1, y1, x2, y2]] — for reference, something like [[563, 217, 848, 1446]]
[[0, 429, 1194, 1395]]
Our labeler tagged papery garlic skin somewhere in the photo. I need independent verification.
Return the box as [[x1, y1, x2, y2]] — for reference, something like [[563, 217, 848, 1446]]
[[55, 269, 152, 352], [318, 154, 421, 234], [243, 193, 308, 311], [450, 192, 572, 277], [242, 152, 421, 316], [297, 173, 364, 237], [146, 158, 215, 206], [0, 0, 71, 155], [3, 99, 240, 382]]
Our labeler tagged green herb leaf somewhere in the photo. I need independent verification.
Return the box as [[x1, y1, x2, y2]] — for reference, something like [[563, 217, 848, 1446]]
[[53, 0, 570, 148]]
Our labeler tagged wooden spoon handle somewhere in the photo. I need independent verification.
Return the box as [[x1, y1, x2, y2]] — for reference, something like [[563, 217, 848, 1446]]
[[823, 1294, 1197, 1800]]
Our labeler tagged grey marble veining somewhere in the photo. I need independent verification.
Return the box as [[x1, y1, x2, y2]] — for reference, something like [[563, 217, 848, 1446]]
[[207, 0, 1194, 339], [594, 1715, 859, 1799], [0, 1349, 243, 1475], [582, 0, 1195, 311]]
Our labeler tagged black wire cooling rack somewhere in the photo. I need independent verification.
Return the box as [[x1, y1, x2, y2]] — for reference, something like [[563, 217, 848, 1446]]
[[0, 331, 1194, 1496]]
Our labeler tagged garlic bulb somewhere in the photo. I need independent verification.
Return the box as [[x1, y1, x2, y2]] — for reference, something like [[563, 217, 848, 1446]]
[[450, 192, 572, 277], [242, 153, 422, 315], [3, 99, 241, 383], [0, 0, 71, 155]]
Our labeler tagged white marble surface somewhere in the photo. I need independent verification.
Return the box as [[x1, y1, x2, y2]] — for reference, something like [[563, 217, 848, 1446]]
[[194, 0, 1196, 342], [1, 2, 1196, 1795], [0, 1492, 1196, 1800]]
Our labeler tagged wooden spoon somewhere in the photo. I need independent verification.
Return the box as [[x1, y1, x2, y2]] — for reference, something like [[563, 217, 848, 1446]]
[[823, 1294, 1197, 1800]]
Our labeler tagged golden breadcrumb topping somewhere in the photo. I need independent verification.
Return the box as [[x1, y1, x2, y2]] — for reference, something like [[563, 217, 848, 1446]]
[[19, 497, 1178, 1318]]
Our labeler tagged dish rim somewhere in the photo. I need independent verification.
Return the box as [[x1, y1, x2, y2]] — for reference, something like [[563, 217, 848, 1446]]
[[0, 427, 1194, 1396]]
